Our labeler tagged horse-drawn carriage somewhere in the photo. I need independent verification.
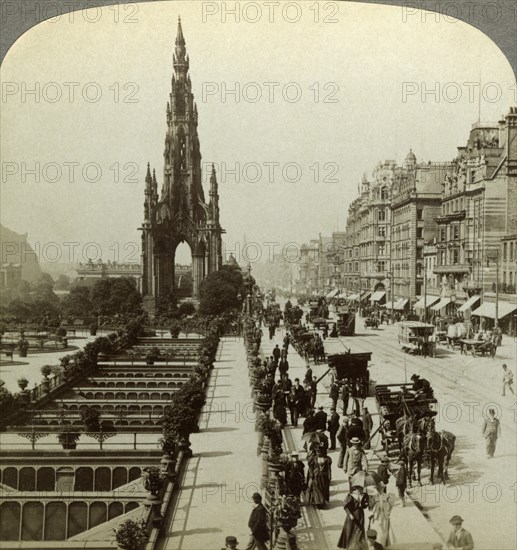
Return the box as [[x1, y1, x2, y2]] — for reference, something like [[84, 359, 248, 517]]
[[375, 383, 455, 485], [398, 322, 435, 356], [459, 337, 497, 357], [336, 305, 355, 336], [375, 383, 438, 458], [328, 351, 372, 395], [363, 316, 379, 330]]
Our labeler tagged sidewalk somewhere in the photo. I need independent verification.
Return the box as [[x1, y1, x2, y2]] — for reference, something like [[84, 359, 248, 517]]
[[263, 325, 443, 550], [158, 337, 262, 550]]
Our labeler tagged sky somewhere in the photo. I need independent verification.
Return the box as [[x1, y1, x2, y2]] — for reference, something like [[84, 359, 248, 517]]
[[1, 0, 515, 266]]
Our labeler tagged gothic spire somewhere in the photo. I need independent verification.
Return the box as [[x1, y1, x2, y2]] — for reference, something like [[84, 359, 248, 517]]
[[145, 162, 152, 192], [173, 16, 189, 76]]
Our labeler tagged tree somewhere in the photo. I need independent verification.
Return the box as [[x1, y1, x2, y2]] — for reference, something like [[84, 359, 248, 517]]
[[90, 277, 142, 316], [55, 274, 71, 290], [62, 286, 92, 317], [198, 265, 244, 316]]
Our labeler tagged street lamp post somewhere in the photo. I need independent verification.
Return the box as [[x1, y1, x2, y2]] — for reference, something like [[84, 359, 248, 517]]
[[389, 270, 394, 324]]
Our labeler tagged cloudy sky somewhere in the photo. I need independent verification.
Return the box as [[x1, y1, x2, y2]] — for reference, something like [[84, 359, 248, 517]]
[[1, 1, 515, 265]]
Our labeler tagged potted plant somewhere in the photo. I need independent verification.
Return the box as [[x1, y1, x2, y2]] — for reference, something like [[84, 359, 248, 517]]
[[17, 377, 28, 391], [89, 323, 98, 336], [169, 319, 182, 338], [17, 339, 29, 358], [274, 494, 301, 535], [58, 428, 81, 449], [80, 405, 101, 431], [146, 346, 160, 366], [41, 365, 52, 393], [113, 519, 148, 550], [141, 466, 165, 497]]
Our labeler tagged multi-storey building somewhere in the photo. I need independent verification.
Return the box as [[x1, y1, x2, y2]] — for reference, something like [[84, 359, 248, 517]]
[[432, 108, 517, 328], [501, 235, 516, 294], [389, 152, 448, 305], [76, 259, 142, 284]]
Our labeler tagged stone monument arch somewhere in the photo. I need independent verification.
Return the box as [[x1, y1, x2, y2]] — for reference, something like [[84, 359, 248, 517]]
[[139, 18, 224, 314]]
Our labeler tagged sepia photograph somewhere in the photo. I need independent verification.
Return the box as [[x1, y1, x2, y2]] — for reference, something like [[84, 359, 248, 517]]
[[0, 1, 516, 549]]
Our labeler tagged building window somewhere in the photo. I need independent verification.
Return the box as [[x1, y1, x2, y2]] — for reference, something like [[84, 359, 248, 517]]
[[378, 243, 386, 256], [453, 249, 459, 264], [503, 242, 507, 260], [378, 209, 386, 221], [453, 225, 459, 240], [416, 228, 423, 238], [417, 209, 423, 220], [510, 242, 514, 262], [381, 187, 389, 200], [377, 261, 386, 273], [378, 226, 386, 237], [440, 229, 446, 242]]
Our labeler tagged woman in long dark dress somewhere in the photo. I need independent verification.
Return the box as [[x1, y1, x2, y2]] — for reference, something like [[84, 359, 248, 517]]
[[306, 449, 326, 508], [337, 486, 369, 549]]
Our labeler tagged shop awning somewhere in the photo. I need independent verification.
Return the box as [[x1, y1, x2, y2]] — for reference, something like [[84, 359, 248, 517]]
[[360, 291, 371, 301], [384, 300, 396, 309], [348, 293, 359, 300], [412, 295, 440, 309], [326, 289, 339, 298], [337, 292, 348, 299], [431, 297, 451, 311], [458, 295, 480, 313], [370, 291, 386, 302], [471, 301, 517, 319], [394, 298, 409, 310]]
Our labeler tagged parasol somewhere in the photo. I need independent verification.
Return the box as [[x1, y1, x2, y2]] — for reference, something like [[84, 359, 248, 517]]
[[350, 470, 382, 488], [301, 432, 322, 443]]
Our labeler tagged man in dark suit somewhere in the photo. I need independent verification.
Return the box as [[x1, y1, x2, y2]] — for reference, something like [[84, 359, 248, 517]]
[[288, 378, 304, 427], [303, 363, 313, 386], [285, 451, 306, 497], [272, 344, 281, 365], [327, 407, 340, 450], [246, 493, 269, 550], [362, 407, 373, 450], [310, 376, 318, 408], [341, 378, 350, 415], [313, 405, 327, 431]]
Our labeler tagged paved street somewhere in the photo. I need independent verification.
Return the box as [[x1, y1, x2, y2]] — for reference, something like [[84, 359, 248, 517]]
[[297, 308, 517, 550]]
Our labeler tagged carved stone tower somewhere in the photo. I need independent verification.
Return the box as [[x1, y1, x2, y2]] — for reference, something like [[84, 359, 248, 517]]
[[140, 18, 224, 313]]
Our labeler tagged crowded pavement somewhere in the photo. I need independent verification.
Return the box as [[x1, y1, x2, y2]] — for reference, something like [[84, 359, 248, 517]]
[[266, 298, 516, 549]]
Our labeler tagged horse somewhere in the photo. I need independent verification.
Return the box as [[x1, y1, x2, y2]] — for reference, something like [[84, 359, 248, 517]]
[[425, 420, 456, 484], [396, 415, 427, 486], [403, 431, 425, 487]]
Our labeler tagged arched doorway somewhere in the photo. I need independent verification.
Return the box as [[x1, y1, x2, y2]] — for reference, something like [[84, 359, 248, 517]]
[[174, 241, 193, 298]]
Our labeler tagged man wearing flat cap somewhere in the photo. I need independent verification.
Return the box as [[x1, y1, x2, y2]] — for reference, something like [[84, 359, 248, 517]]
[[221, 535, 239, 549], [446, 516, 474, 549], [366, 529, 385, 550], [246, 493, 269, 550]]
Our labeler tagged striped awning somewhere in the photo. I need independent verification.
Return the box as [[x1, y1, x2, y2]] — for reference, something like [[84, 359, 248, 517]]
[[348, 293, 360, 300], [394, 298, 409, 310], [360, 291, 371, 301], [458, 295, 480, 313], [326, 289, 339, 298], [370, 291, 386, 302], [413, 295, 440, 309], [471, 301, 517, 319], [431, 297, 451, 311]]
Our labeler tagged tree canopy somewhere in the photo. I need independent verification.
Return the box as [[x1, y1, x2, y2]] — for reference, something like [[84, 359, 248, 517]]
[[198, 265, 244, 316]]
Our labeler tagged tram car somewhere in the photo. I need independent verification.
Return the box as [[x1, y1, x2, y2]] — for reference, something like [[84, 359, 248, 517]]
[[398, 321, 435, 356]]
